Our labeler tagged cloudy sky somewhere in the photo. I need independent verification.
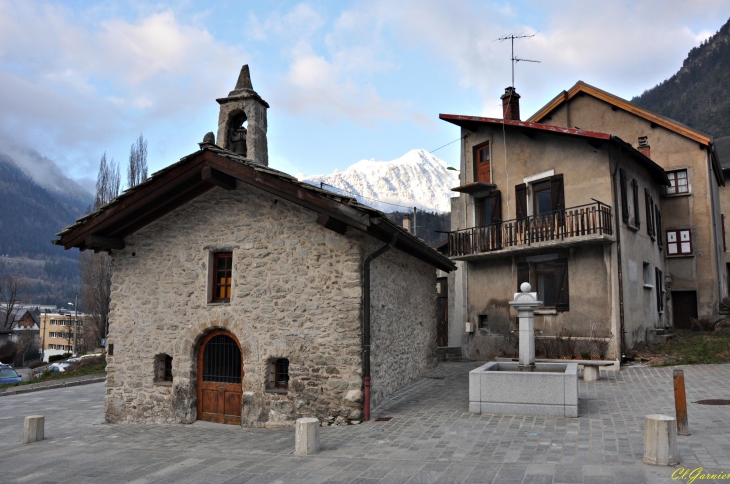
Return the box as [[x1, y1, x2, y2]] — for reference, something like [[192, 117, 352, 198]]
[[1, 0, 729, 193]]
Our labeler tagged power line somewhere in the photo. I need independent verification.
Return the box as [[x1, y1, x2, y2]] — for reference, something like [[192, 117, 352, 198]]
[[319, 182, 417, 210], [429, 136, 464, 154]]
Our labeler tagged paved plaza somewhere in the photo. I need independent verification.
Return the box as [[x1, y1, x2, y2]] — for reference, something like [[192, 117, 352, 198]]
[[1, 362, 730, 483]]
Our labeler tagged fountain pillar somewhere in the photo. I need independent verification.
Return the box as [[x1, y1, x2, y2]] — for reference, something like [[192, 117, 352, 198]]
[[509, 282, 542, 371]]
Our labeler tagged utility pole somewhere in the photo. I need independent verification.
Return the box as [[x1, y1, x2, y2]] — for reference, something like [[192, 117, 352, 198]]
[[41, 309, 47, 362], [73, 293, 78, 356]]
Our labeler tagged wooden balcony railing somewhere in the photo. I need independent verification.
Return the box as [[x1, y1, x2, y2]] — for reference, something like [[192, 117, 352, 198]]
[[449, 201, 613, 257]]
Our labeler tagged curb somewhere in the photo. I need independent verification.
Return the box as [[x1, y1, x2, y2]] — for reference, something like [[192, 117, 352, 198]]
[[0, 375, 106, 397]]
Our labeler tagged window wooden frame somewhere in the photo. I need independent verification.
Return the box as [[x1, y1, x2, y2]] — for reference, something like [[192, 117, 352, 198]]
[[211, 252, 233, 303], [532, 180, 552, 216], [666, 170, 689, 195], [666, 229, 693, 256], [473, 141, 491, 184]]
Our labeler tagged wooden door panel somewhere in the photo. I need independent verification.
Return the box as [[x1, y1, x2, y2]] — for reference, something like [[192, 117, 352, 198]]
[[225, 389, 242, 417], [196, 329, 244, 425]]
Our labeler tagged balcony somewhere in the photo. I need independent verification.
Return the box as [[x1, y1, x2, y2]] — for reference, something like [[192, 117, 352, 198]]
[[448, 201, 613, 259]]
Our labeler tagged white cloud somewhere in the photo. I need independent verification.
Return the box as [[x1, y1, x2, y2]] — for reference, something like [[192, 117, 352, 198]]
[[0, 2, 246, 180], [250, 3, 430, 127], [353, 0, 730, 117]]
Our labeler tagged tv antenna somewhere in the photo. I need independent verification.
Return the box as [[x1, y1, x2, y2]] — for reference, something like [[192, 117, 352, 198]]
[[494, 33, 540, 88]]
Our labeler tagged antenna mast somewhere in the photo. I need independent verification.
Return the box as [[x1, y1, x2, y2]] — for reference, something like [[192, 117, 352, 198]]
[[495, 33, 540, 88]]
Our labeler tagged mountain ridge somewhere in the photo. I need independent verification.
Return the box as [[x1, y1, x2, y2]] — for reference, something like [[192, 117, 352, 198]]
[[301, 149, 459, 214], [631, 17, 730, 140]]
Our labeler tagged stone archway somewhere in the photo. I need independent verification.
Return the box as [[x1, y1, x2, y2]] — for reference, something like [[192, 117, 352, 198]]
[[196, 329, 244, 424]]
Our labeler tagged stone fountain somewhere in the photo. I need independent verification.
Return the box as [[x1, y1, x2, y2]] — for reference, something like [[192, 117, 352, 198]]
[[469, 283, 579, 417]]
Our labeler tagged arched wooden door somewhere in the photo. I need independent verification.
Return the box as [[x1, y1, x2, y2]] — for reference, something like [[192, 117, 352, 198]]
[[196, 329, 243, 424]]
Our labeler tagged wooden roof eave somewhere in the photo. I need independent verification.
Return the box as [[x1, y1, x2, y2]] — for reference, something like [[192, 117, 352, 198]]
[[54, 148, 456, 272], [528, 82, 713, 147]]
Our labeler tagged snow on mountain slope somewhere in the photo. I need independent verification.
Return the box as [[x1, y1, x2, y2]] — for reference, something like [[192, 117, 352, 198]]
[[301, 149, 459, 213]]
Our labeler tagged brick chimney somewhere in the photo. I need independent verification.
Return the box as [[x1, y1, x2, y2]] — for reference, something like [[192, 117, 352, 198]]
[[638, 136, 651, 158], [501, 87, 521, 121]]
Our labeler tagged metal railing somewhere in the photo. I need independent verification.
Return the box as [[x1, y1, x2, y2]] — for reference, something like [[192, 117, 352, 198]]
[[449, 201, 612, 257]]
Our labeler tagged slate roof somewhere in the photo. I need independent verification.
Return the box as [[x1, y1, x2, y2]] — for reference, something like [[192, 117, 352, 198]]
[[54, 144, 456, 272]]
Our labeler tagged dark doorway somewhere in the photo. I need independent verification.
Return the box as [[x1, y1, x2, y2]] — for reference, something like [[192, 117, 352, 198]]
[[436, 277, 448, 346], [197, 329, 243, 425], [671, 291, 698, 329]]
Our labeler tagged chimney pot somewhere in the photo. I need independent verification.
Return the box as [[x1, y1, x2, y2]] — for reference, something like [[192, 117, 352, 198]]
[[501, 87, 521, 121]]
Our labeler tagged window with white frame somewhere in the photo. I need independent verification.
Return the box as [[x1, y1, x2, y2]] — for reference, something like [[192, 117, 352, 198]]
[[666, 229, 692, 255], [666, 170, 689, 195]]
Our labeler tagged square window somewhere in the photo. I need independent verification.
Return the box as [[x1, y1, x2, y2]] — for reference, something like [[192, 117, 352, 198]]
[[666, 229, 692, 255], [268, 358, 290, 390], [666, 170, 689, 195]]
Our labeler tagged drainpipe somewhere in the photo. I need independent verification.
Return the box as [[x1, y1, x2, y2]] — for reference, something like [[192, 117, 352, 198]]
[[610, 150, 627, 361], [362, 232, 398, 421]]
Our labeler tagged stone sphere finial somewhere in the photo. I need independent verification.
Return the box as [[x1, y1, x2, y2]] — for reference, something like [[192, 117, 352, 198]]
[[520, 282, 531, 293]]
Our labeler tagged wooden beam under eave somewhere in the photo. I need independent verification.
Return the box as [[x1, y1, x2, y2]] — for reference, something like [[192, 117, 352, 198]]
[[202, 166, 236, 190], [316, 214, 348, 235], [85, 235, 126, 250], [60, 156, 208, 249]]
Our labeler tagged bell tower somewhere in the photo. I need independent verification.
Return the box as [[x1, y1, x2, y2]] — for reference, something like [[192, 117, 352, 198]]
[[216, 65, 269, 166]]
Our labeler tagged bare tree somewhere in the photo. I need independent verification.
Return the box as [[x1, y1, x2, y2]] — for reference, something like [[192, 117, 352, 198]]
[[79, 251, 112, 347], [127, 134, 148, 189], [0, 275, 27, 332], [79, 152, 121, 348], [95, 152, 121, 210]]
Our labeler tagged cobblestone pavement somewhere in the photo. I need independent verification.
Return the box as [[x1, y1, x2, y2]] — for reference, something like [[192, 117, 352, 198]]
[[1, 362, 729, 484]]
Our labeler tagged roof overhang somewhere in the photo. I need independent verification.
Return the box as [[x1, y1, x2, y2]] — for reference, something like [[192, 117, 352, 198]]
[[439, 114, 669, 186], [526, 81, 723, 187], [54, 147, 456, 272]]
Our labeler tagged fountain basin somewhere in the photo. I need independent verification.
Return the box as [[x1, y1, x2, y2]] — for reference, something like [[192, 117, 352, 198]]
[[469, 362, 578, 417]]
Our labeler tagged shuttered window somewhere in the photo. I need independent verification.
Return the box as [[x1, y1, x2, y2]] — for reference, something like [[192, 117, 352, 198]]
[[631, 179, 640, 228], [666, 229, 692, 255], [515, 183, 528, 219], [475, 190, 501, 227], [619, 169, 629, 224], [655, 207, 663, 250], [516, 259, 569, 311], [655, 268, 664, 313]]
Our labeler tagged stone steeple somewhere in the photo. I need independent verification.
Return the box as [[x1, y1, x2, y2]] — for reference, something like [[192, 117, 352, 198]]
[[216, 65, 269, 166]]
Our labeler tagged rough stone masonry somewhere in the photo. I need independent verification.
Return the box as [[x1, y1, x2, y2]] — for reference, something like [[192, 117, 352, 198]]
[[104, 182, 439, 427]]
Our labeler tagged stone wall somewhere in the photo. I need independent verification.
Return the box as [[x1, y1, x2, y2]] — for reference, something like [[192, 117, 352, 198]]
[[368, 240, 438, 408], [105, 183, 364, 426]]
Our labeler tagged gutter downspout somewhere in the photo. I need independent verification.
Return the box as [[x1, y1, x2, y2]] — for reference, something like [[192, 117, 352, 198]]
[[611, 149, 626, 361], [362, 232, 398, 422]]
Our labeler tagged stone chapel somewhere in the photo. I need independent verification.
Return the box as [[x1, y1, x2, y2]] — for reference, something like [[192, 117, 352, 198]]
[[54, 65, 455, 427]]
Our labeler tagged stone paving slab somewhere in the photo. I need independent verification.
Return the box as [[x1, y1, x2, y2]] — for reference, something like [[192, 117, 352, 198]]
[[0, 363, 729, 483]]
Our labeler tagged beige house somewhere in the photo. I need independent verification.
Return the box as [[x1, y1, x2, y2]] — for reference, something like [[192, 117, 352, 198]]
[[442, 87, 670, 361], [38, 311, 89, 361], [529, 82, 725, 328], [53, 65, 454, 427]]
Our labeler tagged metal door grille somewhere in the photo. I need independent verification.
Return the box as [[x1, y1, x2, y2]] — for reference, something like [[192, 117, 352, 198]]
[[203, 334, 241, 383]]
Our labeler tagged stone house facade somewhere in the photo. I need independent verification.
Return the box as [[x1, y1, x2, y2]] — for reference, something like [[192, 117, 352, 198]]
[[441, 87, 670, 361], [54, 66, 454, 427], [529, 82, 726, 329]]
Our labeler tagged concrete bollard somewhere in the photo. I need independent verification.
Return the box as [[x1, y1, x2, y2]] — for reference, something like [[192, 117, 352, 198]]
[[23, 415, 44, 444], [294, 418, 320, 456], [583, 366, 599, 382], [643, 414, 679, 465]]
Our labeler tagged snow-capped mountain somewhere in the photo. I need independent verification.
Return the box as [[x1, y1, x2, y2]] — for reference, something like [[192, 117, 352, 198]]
[[301, 149, 459, 213]]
